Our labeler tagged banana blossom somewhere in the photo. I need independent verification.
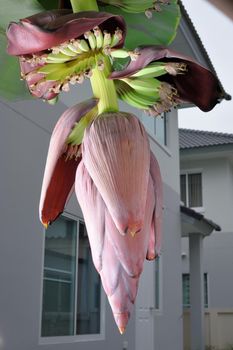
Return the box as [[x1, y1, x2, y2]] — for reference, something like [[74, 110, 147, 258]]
[[39, 105, 163, 332]]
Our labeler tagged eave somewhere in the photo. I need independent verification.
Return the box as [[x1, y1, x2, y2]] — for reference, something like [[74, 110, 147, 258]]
[[181, 205, 221, 237]]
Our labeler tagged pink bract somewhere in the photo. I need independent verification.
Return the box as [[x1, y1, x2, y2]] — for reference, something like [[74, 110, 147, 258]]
[[75, 160, 156, 332], [82, 112, 150, 235], [39, 99, 98, 226]]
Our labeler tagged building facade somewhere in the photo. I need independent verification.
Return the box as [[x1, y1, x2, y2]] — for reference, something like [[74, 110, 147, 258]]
[[180, 129, 233, 349], [0, 88, 183, 350]]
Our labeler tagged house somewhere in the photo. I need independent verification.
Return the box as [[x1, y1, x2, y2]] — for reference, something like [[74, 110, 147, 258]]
[[0, 3, 229, 350], [180, 128, 233, 350]]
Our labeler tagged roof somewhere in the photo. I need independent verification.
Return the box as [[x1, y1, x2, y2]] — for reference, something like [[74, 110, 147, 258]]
[[179, 128, 233, 150], [178, 1, 231, 101], [180, 205, 221, 234]]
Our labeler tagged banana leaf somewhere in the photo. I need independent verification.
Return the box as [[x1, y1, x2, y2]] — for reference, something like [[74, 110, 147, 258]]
[[0, 0, 43, 100], [99, 0, 181, 49], [0, 0, 44, 30], [37, 0, 59, 10], [0, 31, 31, 100]]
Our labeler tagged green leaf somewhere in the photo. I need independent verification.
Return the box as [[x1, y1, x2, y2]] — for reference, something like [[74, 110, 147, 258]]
[[0, 32, 31, 100], [0, 0, 43, 30], [37, 0, 59, 10], [0, 0, 60, 100], [99, 0, 181, 49], [112, 56, 131, 72]]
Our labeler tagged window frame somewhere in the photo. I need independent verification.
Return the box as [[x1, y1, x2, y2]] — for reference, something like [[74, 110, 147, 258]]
[[180, 169, 204, 212], [39, 212, 106, 345]]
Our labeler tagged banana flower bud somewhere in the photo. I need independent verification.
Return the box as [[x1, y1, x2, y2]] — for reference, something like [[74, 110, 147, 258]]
[[40, 108, 163, 333]]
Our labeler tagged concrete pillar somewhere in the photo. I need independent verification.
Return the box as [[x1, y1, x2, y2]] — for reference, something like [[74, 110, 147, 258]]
[[189, 233, 205, 350]]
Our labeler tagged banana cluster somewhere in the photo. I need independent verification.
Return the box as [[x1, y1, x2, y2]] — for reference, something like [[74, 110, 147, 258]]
[[115, 61, 186, 116], [46, 26, 123, 63], [116, 78, 178, 116], [21, 26, 123, 95]]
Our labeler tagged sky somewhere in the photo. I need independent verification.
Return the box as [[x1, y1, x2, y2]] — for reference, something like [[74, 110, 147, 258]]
[[178, 0, 233, 133]]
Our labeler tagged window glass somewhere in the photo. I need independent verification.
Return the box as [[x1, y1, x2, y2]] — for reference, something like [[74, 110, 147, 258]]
[[188, 173, 203, 207], [180, 173, 203, 208], [155, 257, 161, 310], [76, 222, 101, 335], [182, 273, 208, 308], [42, 217, 77, 337], [41, 216, 101, 338], [182, 274, 190, 308], [180, 174, 187, 206]]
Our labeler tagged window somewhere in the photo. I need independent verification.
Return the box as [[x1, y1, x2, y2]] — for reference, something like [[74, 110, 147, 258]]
[[41, 216, 101, 338], [180, 172, 203, 208], [140, 112, 167, 146], [155, 257, 162, 311], [182, 273, 208, 308]]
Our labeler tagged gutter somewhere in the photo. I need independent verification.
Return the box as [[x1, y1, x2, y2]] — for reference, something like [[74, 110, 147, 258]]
[[180, 205, 221, 232]]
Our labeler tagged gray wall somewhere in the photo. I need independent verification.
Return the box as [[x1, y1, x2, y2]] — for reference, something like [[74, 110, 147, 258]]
[[0, 98, 135, 350], [136, 109, 183, 350], [153, 183, 183, 350], [0, 92, 183, 350]]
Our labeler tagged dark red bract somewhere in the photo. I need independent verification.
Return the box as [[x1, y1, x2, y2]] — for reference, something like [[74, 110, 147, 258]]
[[110, 46, 223, 112], [7, 10, 126, 55]]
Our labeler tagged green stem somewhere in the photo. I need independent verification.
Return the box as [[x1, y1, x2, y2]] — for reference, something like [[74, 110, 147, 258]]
[[70, 0, 99, 12], [70, 0, 119, 115], [90, 57, 119, 114]]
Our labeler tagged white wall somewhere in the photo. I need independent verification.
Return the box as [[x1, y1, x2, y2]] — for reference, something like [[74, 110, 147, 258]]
[[180, 156, 233, 233], [180, 152, 233, 310]]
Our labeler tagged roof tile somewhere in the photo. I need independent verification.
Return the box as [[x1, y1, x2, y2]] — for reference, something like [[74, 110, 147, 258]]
[[179, 128, 233, 149]]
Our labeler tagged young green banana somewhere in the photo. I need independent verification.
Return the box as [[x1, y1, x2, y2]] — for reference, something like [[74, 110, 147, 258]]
[[121, 77, 161, 94], [115, 80, 160, 109]]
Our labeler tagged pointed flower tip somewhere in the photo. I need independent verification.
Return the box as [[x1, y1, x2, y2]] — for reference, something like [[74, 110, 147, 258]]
[[119, 327, 126, 335], [114, 312, 129, 334], [42, 221, 49, 229], [147, 254, 156, 261], [128, 228, 137, 237], [127, 222, 141, 237]]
